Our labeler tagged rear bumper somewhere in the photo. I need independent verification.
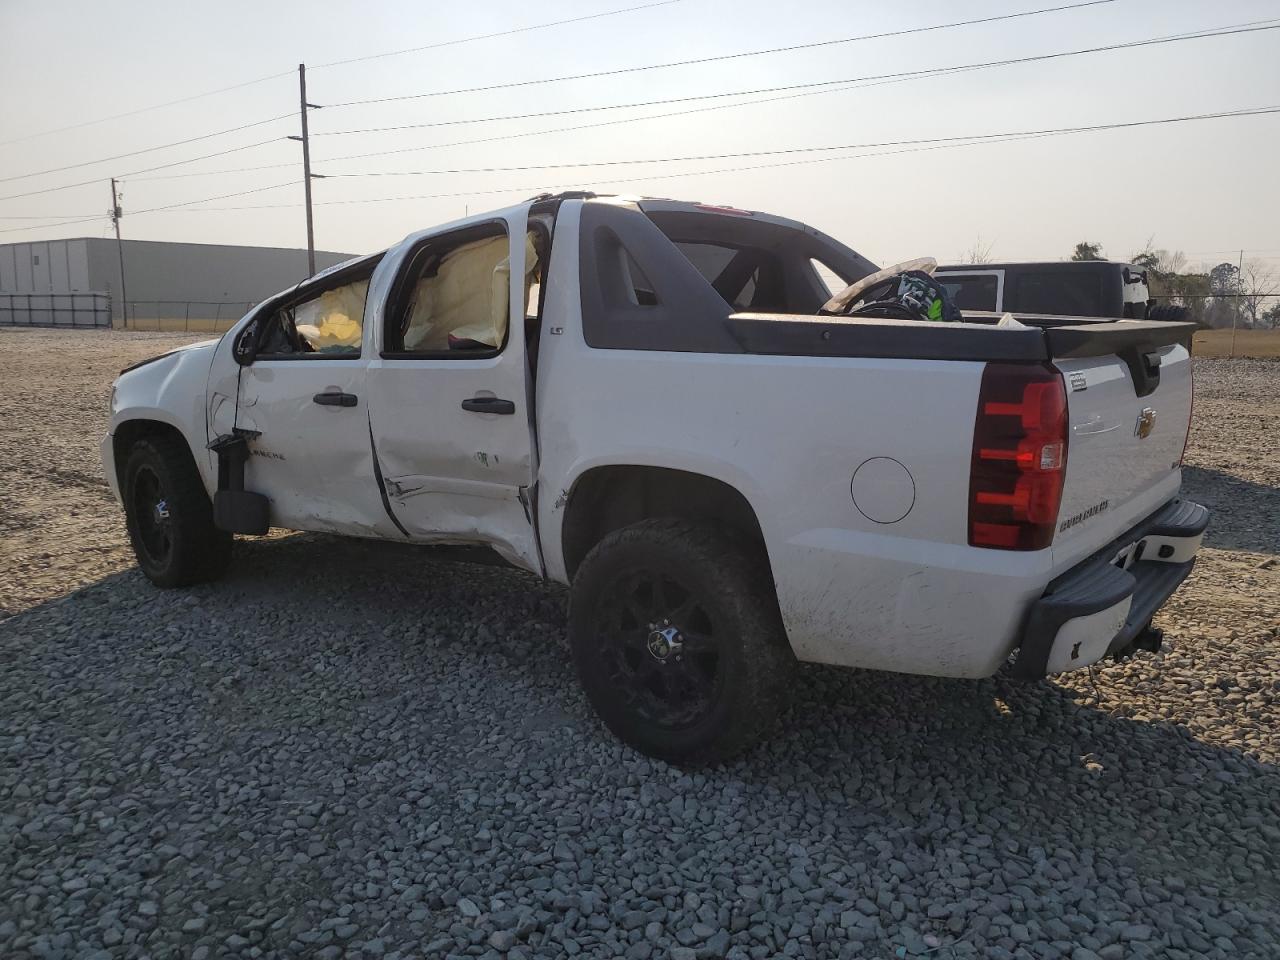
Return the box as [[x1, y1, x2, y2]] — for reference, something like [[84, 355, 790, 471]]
[[1011, 498, 1209, 679]]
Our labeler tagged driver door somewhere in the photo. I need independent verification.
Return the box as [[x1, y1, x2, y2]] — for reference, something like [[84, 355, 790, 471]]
[[214, 258, 399, 537]]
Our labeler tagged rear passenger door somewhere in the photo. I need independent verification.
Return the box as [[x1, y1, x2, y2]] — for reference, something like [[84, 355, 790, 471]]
[[365, 210, 545, 573]]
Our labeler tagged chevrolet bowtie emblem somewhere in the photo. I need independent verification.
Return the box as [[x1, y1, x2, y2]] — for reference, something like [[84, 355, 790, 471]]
[[1135, 407, 1156, 439]]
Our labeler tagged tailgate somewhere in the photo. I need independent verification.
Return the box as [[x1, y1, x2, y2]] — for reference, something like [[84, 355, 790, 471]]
[[1047, 321, 1195, 562]]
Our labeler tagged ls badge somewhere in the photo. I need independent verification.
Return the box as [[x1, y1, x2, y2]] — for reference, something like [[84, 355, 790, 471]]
[[1134, 407, 1157, 439]]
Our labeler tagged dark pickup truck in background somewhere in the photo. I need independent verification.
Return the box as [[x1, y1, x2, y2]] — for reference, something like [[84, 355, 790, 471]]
[[935, 261, 1186, 321]]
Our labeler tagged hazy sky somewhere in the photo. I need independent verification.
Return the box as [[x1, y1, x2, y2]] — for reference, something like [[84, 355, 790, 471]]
[[1, 0, 1277, 270]]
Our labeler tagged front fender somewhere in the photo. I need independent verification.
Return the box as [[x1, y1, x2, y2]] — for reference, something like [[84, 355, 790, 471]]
[[107, 341, 220, 494]]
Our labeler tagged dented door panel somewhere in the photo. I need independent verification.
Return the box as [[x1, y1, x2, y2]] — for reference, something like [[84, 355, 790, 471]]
[[234, 360, 393, 537], [366, 210, 542, 574]]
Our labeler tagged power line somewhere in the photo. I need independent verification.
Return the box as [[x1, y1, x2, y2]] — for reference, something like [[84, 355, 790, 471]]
[[0, 137, 287, 203], [0, 1, 683, 149], [305, 21, 1280, 169], [0, 114, 294, 186], [0, 212, 100, 220], [123, 17, 1280, 186], [10, 15, 1273, 202], [129, 103, 1280, 216], [4, 23, 1275, 235], [310, 108, 1280, 205], [2, 183, 300, 234], [310, 106, 1280, 180], [104, 4, 1141, 188], [10, 101, 1262, 233], [326, 0, 1121, 109], [0, 73, 295, 150], [0, 215, 107, 235], [311, 0, 684, 69], [306, 21, 1280, 144], [128, 181, 300, 216]]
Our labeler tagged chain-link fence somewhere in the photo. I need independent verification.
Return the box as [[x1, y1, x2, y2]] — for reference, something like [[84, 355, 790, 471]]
[[0, 292, 111, 328], [0, 295, 257, 333], [1186, 294, 1280, 358], [120, 300, 256, 334]]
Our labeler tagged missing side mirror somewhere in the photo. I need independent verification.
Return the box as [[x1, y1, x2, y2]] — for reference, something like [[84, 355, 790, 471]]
[[233, 316, 260, 365]]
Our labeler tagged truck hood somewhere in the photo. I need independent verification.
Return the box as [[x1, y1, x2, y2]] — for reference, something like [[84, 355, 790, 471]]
[[119, 337, 220, 376]]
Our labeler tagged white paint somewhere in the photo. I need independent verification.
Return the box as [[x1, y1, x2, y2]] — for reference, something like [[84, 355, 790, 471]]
[[1044, 598, 1132, 674], [362, 205, 542, 574], [850, 457, 915, 524], [1137, 531, 1203, 565], [103, 196, 1205, 682], [235, 359, 391, 537], [1051, 345, 1193, 571]]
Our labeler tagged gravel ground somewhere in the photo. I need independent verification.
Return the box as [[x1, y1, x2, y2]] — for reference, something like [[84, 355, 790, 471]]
[[1, 328, 1277, 960]]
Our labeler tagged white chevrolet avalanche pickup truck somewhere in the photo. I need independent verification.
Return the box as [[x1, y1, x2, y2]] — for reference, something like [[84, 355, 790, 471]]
[[102, 193, 1208, 762]]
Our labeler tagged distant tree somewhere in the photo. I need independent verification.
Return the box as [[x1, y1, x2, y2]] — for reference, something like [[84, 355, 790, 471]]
[[1262, 301, 1280, 330], [1206, 262, 1242, 329], [1209, 262, 1240, 293], [1130, 246, 1187, 278], [1071, 241, 1104, 262], [1238, 259, 1279, 329], [1131, 251, 1159, 272], [1130, 243, 1207, 325], [961, 236, 995, 264]]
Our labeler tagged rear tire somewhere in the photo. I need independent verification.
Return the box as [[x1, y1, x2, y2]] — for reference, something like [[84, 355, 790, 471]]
[[569, 519, 795, 764], [122, 436, 231, 588]]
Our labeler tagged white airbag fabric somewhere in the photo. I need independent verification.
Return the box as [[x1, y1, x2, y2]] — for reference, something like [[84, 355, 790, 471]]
[[403, 235, 538, 351]]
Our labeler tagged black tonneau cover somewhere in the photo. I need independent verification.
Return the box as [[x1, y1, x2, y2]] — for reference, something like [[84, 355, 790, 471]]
[[725, 313, 1195, 365]]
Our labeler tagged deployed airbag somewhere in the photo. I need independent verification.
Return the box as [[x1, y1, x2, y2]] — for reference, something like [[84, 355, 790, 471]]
[[294, 280, 368, 351], [403, 235, 538, 351]]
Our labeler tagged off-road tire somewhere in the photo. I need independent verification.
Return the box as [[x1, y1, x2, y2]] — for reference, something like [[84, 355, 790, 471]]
[[122, 436, 231, 588], [569, 518, 795, 764]]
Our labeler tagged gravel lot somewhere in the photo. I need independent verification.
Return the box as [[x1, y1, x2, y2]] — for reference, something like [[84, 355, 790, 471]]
[[1, 328, 1277, 960]]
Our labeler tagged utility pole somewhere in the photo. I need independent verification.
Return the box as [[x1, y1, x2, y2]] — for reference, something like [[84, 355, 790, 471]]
[[110, 178, 129, 329], [288, 63, 322, 277], [1229, 248, 1243, 359]]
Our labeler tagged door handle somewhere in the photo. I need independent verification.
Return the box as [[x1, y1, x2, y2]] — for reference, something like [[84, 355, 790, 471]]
[[313, 390, 358, 407], [461, 397, 515, 415]]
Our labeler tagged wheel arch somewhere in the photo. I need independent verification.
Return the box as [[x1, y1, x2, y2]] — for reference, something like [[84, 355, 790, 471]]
[[111, 418, 204, 495], [559, 464, 772, 583]]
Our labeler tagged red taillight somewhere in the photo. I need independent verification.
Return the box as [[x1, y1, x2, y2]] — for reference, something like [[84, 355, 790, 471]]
[[969, 363, 1069, 551]]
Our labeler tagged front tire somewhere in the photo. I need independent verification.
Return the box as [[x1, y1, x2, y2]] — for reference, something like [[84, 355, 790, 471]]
[[122, 436, 231, 588], [569, 519, 795, 764]]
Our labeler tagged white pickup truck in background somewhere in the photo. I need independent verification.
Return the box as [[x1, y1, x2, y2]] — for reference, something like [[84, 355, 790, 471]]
[[102, 192, 1208, 762]]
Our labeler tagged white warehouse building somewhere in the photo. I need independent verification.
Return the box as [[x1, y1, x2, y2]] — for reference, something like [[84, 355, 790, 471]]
[[0, 238, 355, 331]]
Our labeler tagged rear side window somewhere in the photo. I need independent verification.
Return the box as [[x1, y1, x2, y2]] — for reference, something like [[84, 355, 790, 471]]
[[1013, 271, 1102, 317], [939, 274, 999, 311], [383, 224, 543, 357], [810, 259, 847, 299], [673, 241, 786, 311]]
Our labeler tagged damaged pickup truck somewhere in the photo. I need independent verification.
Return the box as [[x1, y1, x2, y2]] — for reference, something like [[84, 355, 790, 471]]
[[103, 193, 1208, 762]]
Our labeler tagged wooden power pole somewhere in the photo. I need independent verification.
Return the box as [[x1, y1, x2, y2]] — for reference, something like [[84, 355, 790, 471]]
[[110, 178, 129, 329], [289, 63, 321, 277]]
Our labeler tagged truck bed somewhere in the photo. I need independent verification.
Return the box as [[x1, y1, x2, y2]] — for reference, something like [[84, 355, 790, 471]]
[[724, 313, 1195, 364]]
